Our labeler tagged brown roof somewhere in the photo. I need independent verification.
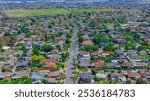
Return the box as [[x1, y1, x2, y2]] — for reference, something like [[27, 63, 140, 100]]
[[15, 70, 31, 77], [80, 51, 90, 55], [128, 72, 141, 78], [47, 78, 57, 83], [90, 51, 100, 55], [44, 60, 58, 71], [83, 40, 94, 45], [102, 51, 114, 55], [111, 72, 123, 77], [94, 60, 105, 67], [57, 39, 65, 44], [49, 71, 60, 78]]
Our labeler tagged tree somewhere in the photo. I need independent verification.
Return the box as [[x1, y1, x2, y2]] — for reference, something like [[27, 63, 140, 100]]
[[42, 79, 50, 84], [103, 43, 116, 51], [4, 32, 12, 36], [56, 62, 65, 70], [20, 76, 32, 84], [21, 27, 30, 33], [136, 78, 147, 84], [84, 45, 99, 52], [126, 80, 132, 84], [32, 49, 40, 55], [31, 55, 45, 63], [92, 37, 100, 44], [56, 45, 61, 51], [78, 36, 84, 43], [94, 76, 99, 82], [42, 44, 54, 52], [137, 45, 148, 51], [61, 52, 69, 62]]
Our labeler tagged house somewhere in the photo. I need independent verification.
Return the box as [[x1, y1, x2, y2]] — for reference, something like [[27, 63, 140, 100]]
[[118, 39, 127, 45], [146, 73, 150, 82], [115, 50, 126, 59], [96, 72, 107, 80], [0, 72, 12, 80], [57, 38, 65, 45], [21, 56, 31, 61], [111, 72, 123, 81], [121, 60, 132, 68], [17, 61, 28, 68], [26, 42, 32, 50], [79, 52, 91, 67], [30, 72, 46, 83], [118, 76, 127, 84], [139, 50, 148, 56], [90, 51, 100, 56], [107, 60, 121, 69], [47, 54, 61, 61], [49, 71, 60, 79], [128, 72, 141, 79], [99, 43, 108, 48], [82, 40, 94, 45], [43, 59, 58, 71], [51, 49, 59, 54], [132, 61, 148, 68], [4, 60, 15, 67], [101, 51, 113, 56], [80, 52, 90, 57], [92, 60, 105, 68], [83, 34, 90, 40], [127, 50, 139, 59], [79, 58, 91, 68], [12, 70, 30, 79], [35, 41, 45, 47], [46, 78, 57, 83], [78, 72, 93, 84]]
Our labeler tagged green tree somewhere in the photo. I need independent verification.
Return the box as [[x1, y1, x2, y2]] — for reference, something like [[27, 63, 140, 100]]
[[136, 78, 147, 84], [31, 55, 45, 63], [84, 45, 99, 52], [42, 44, 54, 52], [78, 36, 84, 43], [32, 49, 40, 55], [103, 43, 116, 51], [56, 62, 65, 70]]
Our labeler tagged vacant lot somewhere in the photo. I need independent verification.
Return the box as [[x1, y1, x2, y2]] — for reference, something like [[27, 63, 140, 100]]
[[3, 8, 136, 17]]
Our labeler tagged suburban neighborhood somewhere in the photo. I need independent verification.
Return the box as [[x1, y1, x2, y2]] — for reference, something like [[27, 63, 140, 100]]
[[0, 1, 150, 84]]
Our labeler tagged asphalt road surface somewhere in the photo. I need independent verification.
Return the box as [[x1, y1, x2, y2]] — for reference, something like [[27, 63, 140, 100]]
[[64, 28, 78, 84]]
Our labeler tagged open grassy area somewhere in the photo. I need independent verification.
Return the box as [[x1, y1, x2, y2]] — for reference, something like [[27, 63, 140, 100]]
[[3, 8, 136, 17], [4, 9, 69, 17]]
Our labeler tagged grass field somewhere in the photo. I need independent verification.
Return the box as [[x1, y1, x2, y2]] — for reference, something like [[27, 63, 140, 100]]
[[3, 8, 137, 17], [4, 9, 69, 17]]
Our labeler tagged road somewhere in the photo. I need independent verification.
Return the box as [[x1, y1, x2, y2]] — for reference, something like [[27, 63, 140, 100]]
[[64, 28, 78, 84]]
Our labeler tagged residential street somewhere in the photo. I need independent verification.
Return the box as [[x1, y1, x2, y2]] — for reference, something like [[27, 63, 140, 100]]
[[64, 28, 78, 84]]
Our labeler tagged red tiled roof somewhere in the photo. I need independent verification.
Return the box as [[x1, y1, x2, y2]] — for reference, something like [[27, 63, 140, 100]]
[[128, 72, 141, 77], [90, 51, 100, 55], [83, 40, 94, 45], [134, 62, 148, 67], [57, 39, 65, 44], [94, 60, 105, 67], [44, 60, 58, 71], [140, 72, 147, 78], [102, 51, 114, 55], [111, 73, 123, 77], [80, 51, 90, 55]]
